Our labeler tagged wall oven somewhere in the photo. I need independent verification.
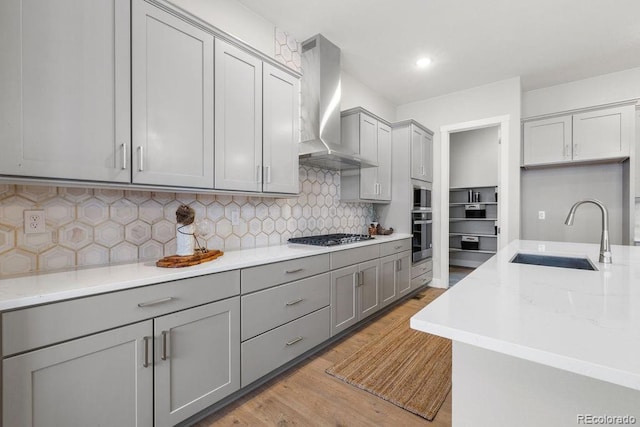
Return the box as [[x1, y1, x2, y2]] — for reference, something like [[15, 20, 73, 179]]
[[412, 184, 432, 263]]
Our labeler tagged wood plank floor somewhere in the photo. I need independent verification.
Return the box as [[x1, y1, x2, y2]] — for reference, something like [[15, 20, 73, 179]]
[[195, 287, 451, 426]]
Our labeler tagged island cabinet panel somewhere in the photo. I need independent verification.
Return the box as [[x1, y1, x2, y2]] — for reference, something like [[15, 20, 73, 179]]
[[215, 39, 263, 192], [3, 320, 153, 427], [262, 63, 301, 194], [0, 0, 131, 182], [132, 0, 214, 187], [241, 273, 331, 341], [241, 306, 330, 387], [154, 298, 240, 427]]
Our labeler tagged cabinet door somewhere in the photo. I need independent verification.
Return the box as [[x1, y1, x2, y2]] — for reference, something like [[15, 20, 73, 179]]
[[377, 122, 392, 199], [0, 0, 130, 182], [3, 320, 153, 427], [263, 63, 300, 194], [358, 259, 380, 319], [379, 254, 397, 308], [423, 132, 433, 183], [215, 39, 263, 191], [572, 105, 633, 161], [398, 251, 412, 291], [359, 114, 379, 199], [330, 265, 359, 336], [154, 297, 240, 427], [132, 0, 214, 187], [411, 126, 427, 181], [522, 116, 572, 166]]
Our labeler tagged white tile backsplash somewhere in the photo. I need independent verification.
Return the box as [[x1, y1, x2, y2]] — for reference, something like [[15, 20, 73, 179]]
[[0, 166, 373, 275]]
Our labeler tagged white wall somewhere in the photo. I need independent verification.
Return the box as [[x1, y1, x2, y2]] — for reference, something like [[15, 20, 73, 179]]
[[450, 126, 499, 189], [523, 67, 640, 118], [521, 163, 624, 245], [341, 71, 397, 121], [397, 77, 521, 286], [169, 0, 276, 56]]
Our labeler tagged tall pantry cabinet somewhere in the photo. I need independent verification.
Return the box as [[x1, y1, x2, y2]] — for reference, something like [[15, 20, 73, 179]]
[[0, 0, 131, 182]]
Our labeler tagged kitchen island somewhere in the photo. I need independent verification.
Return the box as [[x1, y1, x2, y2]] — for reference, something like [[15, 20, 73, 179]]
[[411, 240, 640, 427]]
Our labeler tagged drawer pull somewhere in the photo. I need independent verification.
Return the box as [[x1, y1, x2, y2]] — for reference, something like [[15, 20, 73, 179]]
[[394, 245, 403, 250], [161, 330, 169, 361], [286, 336, 303, 346], [137, 297, 174, 307], [285, 268, 303, 274], [286, 298, 304, 306], [143, 336, 151, 368], [358, 271, 364, 287]]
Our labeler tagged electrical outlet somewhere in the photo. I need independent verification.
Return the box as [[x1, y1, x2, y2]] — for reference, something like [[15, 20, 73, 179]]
[[24, 210, 46, 234], [538, 211, 545, 220], [231, 209, 240, 226]]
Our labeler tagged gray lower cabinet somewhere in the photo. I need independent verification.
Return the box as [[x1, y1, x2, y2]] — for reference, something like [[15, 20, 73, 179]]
[[380, 250, 412, 307], [3, 320, 154, 427], [330, 259, 380, 336], [241, 306, 330, 387], [154, 298, 240, 427]]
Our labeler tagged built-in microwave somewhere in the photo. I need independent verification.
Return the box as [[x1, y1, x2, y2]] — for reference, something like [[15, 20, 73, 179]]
[[413, 185, 431, 211]]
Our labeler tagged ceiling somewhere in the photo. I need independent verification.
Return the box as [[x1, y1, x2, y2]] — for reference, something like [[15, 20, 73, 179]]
[[237, 0, 640, 105]]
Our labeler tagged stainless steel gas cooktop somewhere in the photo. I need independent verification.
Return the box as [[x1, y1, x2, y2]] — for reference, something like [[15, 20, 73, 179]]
[[288, 233, 373, 246]]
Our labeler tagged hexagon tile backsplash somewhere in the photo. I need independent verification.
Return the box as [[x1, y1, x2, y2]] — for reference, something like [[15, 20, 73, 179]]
[[0, 167, 373, 276]]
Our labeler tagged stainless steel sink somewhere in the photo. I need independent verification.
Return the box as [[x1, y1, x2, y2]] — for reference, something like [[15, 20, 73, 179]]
[[509, 253, 597, 271]]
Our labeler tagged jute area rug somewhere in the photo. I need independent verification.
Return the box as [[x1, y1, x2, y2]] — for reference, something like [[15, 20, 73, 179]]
[[325, 310, 452, 420]]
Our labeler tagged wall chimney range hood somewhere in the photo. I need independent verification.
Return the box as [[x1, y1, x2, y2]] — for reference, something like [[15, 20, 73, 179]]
[[298, 34, 377, 171]]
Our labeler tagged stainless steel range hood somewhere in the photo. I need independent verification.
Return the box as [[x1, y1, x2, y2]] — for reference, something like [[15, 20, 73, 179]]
[[299, 34, 377, 171]]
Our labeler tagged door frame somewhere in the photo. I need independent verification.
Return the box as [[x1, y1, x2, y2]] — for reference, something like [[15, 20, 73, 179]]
[[437, 115, 512, 288]]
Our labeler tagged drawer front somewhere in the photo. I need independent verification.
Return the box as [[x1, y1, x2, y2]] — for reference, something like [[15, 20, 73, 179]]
[[2, 270, 240, 357], [241, 273, 330, 341], [411, 271, 433, 289], [330, 245, 379, 270], [241, 306, 330, 387], [411, 258, 433, 279], [241, 254, 330, 294], [379, 239, 411, 257]]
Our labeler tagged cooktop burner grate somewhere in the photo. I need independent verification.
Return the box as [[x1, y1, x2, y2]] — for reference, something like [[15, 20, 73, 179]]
[[288, 233, 373, 246]]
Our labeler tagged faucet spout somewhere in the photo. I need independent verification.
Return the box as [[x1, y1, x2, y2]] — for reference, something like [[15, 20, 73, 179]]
[[564, 199, 611, 264]]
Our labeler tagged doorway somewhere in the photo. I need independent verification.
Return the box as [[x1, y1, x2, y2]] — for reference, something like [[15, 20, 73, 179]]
[[437, 115, 512, 288]]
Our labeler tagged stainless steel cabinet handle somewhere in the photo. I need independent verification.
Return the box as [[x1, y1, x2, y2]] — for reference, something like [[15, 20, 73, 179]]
[[121, 143, 127, 170], [414, 220, 433, 225], [143, 336, 150, 368], [137, 296, 174, 307], [421, 165, 425, 176], [286, 336, 303, 346], [397, 259, 402, 271], [286, 298, 304, 306], [266, 166, 271, 184], [358, 271, 364, 286], [285, 268, 303, 274], [394, 245, 403, 250], [138, 146, 144, 171], [573, 143, 578, 157], [257, 165, 262, 183], [161, 330, 169, 361], [353, 271, 358, 287]]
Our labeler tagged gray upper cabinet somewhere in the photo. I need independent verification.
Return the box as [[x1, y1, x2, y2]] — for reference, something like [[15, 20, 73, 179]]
[[3, 320, 153, 427], [0, 0, 131, 182], [340, 108, 392, 202], [522, 104, 634, 167], [262, 63, 301, 194], [132, 0, 215, 188], [215, 39, 263, 192], [411, 125, 433, 182], [154, 298, 240, 427], [522, 116, 572, 165]]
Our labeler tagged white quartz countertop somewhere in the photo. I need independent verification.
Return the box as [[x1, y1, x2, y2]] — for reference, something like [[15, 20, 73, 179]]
[[411, 239, 640, 391], [0, 234, 411, 311]]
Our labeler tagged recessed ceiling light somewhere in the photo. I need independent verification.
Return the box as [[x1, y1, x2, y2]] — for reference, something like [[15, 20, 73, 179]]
[[416, 57, 432, 68]]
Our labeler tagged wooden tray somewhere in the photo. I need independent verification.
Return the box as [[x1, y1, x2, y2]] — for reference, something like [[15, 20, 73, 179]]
[[156, 250, 224, 268]]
